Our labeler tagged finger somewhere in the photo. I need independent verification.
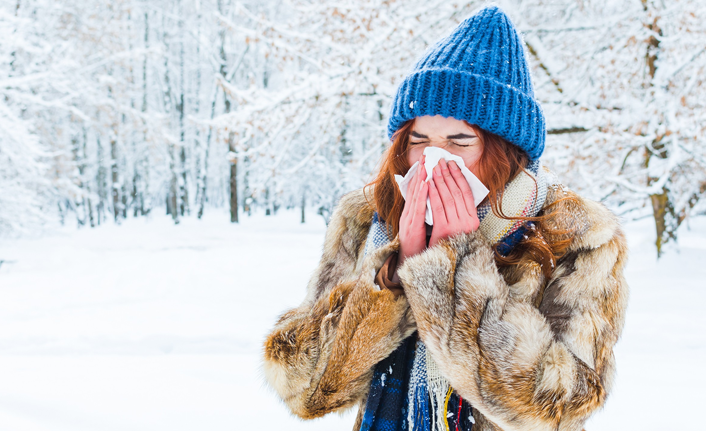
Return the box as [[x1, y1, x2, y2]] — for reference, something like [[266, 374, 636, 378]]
[[433, 162, 458, 223], [440, 160, 468, 222], [400, 187, 411, 223], [428, 179, 447, 226], [401, 161, 421, 221], [447, 160, 476, 219], [419, 155, 427, 182], [410, 155, 428, 227], [410, 167, 422, 209], [410, 153, 428, 204], [408, 163, 420, 199], [410, 155, 424, 190], [405, 165, 424, 225], [412, 180, 428, 226]]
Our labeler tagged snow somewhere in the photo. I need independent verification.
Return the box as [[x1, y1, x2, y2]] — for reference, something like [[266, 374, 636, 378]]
[[0, 210, 354, 431], [586, 216, 706, 430], [0, 211, 704, 430]]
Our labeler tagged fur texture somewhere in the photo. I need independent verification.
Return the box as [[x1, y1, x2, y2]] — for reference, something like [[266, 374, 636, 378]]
[[262, 186, 629, 431], [263, 189, 416, 419]]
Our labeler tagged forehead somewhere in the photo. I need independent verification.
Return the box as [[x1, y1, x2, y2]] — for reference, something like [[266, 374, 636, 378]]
[[413, 115, 475, 136]]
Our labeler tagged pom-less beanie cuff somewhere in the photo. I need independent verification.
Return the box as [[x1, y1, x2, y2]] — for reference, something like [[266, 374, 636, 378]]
[[386, 6, 546, 161], [387, 68, 545, 161]]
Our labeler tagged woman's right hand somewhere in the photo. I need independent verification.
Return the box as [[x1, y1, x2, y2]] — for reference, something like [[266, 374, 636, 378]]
[[398, 155, 428, 265]]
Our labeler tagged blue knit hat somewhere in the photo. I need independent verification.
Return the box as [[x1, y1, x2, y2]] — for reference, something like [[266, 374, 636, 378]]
[[387, 6, 545, 160]]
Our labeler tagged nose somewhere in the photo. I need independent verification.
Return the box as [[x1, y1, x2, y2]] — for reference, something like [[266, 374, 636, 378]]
[[428, 140, 457, 154]]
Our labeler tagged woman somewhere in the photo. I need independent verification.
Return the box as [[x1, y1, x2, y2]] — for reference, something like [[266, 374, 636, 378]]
[[262, 6, 628, 431]]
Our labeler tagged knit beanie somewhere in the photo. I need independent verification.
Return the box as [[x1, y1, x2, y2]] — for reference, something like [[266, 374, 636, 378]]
[[387, 6, 545, 161]]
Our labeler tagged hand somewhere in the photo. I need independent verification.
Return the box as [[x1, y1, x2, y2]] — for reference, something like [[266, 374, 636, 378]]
[[398, 154, 428, 264], [428, 159, 480, 248]]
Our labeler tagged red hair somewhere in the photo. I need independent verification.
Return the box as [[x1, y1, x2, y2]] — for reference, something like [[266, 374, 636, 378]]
[[365, 118, 577, 278]]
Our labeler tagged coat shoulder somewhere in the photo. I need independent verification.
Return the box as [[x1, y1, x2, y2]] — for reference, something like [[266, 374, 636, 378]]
[[541, 186, 626, 253], [335, 186, 376, 228], [323, 186, 376, 256], [304, 187, 376, 304]]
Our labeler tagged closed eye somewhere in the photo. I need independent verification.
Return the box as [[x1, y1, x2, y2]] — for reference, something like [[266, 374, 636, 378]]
[[447, 133, 476, 140]]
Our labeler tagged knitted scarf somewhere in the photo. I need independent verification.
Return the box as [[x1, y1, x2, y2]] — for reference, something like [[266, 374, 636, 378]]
[[360, 161, 550, 431]]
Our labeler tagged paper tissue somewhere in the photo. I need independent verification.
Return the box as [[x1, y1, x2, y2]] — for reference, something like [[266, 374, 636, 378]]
[[394, 147, 489, 225]]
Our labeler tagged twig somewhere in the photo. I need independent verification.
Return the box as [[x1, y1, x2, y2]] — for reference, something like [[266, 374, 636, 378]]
[[547, 126, 589, 134]]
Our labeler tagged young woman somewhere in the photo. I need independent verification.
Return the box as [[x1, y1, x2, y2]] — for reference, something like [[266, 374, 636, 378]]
[[262, 6, 628, 431]]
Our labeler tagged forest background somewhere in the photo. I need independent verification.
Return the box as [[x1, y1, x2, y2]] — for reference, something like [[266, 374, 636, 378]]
[[2, 2, 705, 428], [2, 0, 705, 255]]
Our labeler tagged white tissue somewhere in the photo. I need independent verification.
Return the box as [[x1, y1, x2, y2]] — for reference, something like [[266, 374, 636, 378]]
[[394, 147, 489, 225]]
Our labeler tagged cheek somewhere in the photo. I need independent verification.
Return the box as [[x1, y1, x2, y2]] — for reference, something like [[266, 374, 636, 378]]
[[407, 146, 423, 166], [463, 150, 483, 176]]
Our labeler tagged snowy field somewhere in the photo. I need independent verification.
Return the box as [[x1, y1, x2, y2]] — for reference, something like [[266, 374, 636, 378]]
[[0, 210, 704, 431]]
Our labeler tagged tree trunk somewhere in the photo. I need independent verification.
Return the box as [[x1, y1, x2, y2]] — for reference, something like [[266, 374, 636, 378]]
[[642, 1, 671, 255], [111, 136, 120, 222], [300, 188, 305, 223], [71, 135, 85, 226], [218, 0, 238, 223], [197, 84, 217, 219], [265, 187, 271, 216], [193, 6, 204, 217], [180, 146, 188, 216], [96, 131, 106, 226], [230, 144, 238, 223], [163, 23, 178, 224], [82, 128, 95, 227], [242, 156, 251, 216], [169, 160, 179, 223], [650, 190, 670, 256], [177, 6, 188, 217], [138, 10, 149, 217]]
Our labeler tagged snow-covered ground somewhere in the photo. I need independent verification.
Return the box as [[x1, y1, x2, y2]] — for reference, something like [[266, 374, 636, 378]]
[[0, 210, 704, 430]]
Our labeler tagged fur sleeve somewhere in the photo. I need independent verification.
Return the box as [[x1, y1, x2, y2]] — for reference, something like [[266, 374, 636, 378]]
[[262, 189, 416, 419], [397, 196, 629, 431]]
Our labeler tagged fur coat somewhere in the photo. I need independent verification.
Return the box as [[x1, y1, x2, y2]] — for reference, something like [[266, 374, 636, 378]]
[[262, 185, 629, 431]]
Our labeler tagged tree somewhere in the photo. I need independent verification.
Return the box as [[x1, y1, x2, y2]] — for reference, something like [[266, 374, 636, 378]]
[[515, 0, 706, 255], [2, 0, 704, 258]]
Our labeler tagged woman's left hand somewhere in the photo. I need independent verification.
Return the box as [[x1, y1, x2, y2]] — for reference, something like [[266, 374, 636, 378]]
[[428, 159, 480, 248]]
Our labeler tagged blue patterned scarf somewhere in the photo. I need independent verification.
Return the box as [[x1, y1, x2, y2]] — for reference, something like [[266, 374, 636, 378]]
[[359, 161, 550, 431]]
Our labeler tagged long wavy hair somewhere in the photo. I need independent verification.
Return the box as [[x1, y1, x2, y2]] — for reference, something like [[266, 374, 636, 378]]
[[364, 118, 578, 278]]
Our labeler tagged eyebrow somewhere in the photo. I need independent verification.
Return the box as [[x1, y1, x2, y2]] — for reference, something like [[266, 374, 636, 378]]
[[410, 131, 476, 139]]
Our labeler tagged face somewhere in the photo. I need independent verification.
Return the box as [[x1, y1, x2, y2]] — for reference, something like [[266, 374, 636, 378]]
[[406, 115, 484, 176]]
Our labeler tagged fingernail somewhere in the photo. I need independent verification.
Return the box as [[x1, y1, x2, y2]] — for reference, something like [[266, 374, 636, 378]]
[[450, 161, 458, 170]]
